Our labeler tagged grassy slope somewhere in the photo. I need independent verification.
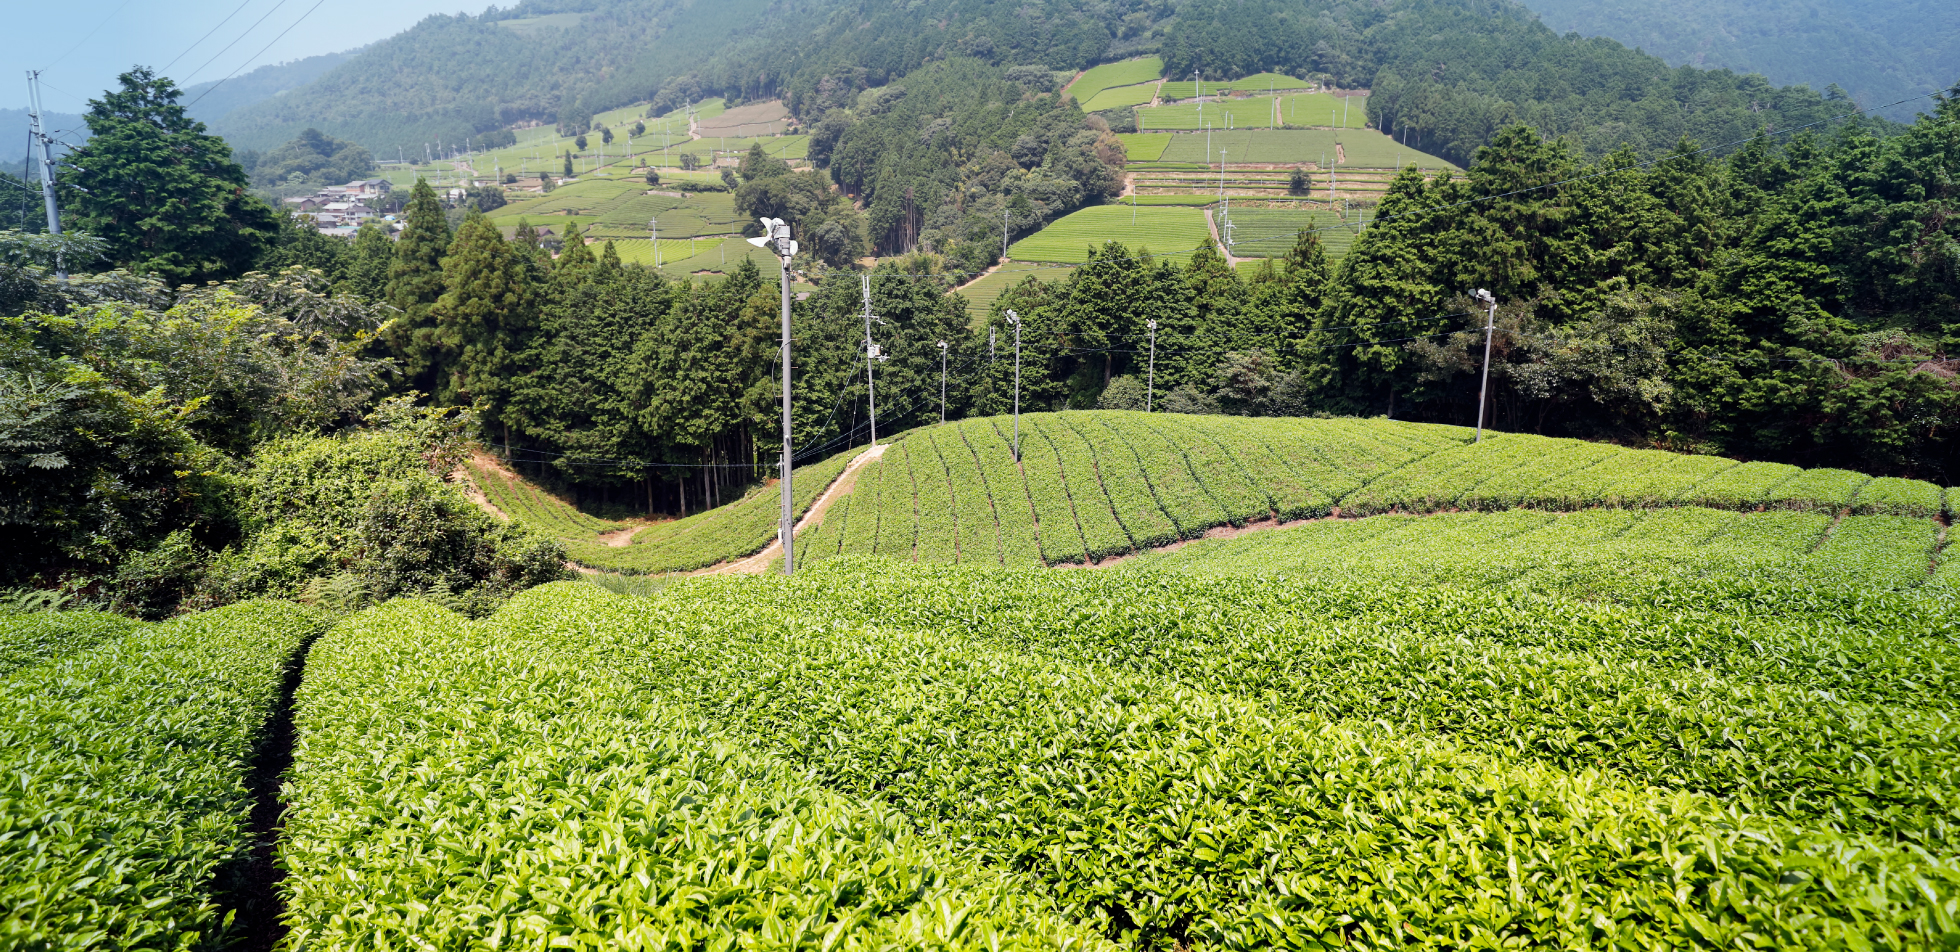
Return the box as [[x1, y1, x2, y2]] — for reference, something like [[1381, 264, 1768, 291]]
[[465, 447, 869, 574], [1007, 206, 1214, 265], [646, 413, 1951, 586], [1063, 57, 1164, 105]]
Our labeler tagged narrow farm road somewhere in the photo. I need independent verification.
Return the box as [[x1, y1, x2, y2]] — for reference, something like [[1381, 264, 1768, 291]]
[[694, 442, 890, 575]]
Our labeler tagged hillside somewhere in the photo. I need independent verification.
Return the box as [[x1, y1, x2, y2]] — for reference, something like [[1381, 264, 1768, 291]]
[[1519, 0, 1958, 122], [499, 412, 1958, 581], [200, 0, 1876, 171], [466, 445, 867, 574]]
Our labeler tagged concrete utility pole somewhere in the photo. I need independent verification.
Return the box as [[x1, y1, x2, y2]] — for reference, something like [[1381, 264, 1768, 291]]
[[746, 217, 799, 572], [1005, 309, 1022, 461], [938, 340, 948, 423], [1002, 203, 1009, 262], [1145, 319, 1158, 411], [860, 274, 881, 446], [1473, 288, 1498, 442], [649, 218, 660, 267], [25, 71, 65, 280]]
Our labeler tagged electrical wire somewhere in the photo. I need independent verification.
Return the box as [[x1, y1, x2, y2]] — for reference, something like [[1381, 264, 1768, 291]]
[[163, 0, 260, 75], [37, 0, 140, 72], [184, 0, 330, 110], [181, 0, 295, 87]]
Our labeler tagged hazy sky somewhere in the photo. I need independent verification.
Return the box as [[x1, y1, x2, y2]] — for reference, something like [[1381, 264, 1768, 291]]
[[5, 0, 494, 111]]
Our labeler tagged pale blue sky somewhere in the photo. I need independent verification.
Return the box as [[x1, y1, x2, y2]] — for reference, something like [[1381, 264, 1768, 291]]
[[5, 0, 493, 111]]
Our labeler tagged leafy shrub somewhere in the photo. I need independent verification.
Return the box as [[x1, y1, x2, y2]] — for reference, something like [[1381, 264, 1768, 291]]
[[0, 608, 140, 676], [1850, 476, 1945, 518], [1095, 374, 1147, 410], [590, 565, 1960, 950], [203, 398, 566, 615], [0, 599, 323, 946], [1678, 459, 1801, 509], [1765, 466, 1870, 511], [279, 593, 1108, 950]]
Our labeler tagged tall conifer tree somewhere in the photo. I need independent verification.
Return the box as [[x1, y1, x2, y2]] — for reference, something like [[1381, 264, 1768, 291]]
[[384, 178, 452, 391], [432, 209, 533, 443], [60, 67, 276, 282]]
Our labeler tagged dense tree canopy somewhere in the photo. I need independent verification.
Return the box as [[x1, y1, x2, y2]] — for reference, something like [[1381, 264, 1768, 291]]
[[58, 68, 277, 284]]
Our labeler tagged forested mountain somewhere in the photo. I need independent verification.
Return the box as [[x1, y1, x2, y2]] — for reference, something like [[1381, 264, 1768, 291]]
[[1159, 0, 1896, 168], [210, 0, 789, 153], [202, 0, 1907, 176], [1518, 0, 1959, 122], [181, 48, 362, 128]]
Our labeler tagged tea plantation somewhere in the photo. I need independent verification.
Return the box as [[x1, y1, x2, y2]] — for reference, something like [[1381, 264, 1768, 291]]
[[7, 413, 1957, 948]]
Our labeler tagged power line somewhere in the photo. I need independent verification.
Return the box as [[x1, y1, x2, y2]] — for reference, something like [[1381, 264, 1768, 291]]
[[37, 0, 140, 72], [184, 0, 331, 111], [163, 0, 260, 75], [181, 0, 299, 89]]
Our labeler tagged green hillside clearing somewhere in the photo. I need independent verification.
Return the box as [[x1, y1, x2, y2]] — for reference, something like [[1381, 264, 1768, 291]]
[[1154, 129, 1454, 168], [953, 264, 1075, 320], [778, 413, 1951, 581], [466, 446, 867, 574], [1008, 206, 1214, 265], [1063, 57, 1164, 105]]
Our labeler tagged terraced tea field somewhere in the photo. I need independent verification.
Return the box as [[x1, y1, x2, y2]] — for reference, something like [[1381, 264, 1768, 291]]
[[1064, 56, 1164, 106], [1007, 205, 1214, 265], [1139, 92, 1371, 131], [1223, 207, 1358, 258], [953, 263, 1075, 320], [1155, 129, 1455, 168], [1156, 73, 1317, 101], [14, 410, 1957, 949]]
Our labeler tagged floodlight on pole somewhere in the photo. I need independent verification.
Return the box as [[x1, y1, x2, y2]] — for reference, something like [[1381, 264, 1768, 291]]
[[1005, 309, 1022, 462], [1145, 320, 1158, 411], [1473, 288, 1498, 443], [746, 217, 799, 572], [937, 341, 949, 423], [649, 218, 659, 267], [860, 273, 884, 446]]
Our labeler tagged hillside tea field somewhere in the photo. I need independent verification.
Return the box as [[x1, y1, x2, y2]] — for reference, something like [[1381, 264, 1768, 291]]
[[251, 555, 1960, 949], [8, 409, 1959, 948]]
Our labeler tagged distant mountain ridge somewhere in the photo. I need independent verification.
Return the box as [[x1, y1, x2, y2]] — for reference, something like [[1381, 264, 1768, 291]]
[[1517, 0, 1958, 121], [198, 0, 1900, 174], [183, 48, 363, 128]]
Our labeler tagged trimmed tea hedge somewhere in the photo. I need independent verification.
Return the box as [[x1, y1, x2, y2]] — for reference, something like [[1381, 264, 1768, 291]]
[[0, 610, 142, 677], [580, 569, 1960, 950], [0, 600, 323, 948], [279, 594, 1109, 950]]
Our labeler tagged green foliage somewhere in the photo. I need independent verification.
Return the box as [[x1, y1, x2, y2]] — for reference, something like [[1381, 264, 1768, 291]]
[[826, 59, 1123, 256], [211, 398, 566, 615], [278, 593, 1112, 949], [1008, 206, 1212, 265], [246, 127, 376, 192], [0, 609, 138, 677], [432, 210, 533, 419], [1161, 0, 1874, 169], [467, 458, 625, 536], [552, 563, 1960, 950], [0, 599, 324, 947], [59, 67, 277, 283], [745, 413, 1957, 572], [381, 178, 451, 390], [568, 445, 860, 574]]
